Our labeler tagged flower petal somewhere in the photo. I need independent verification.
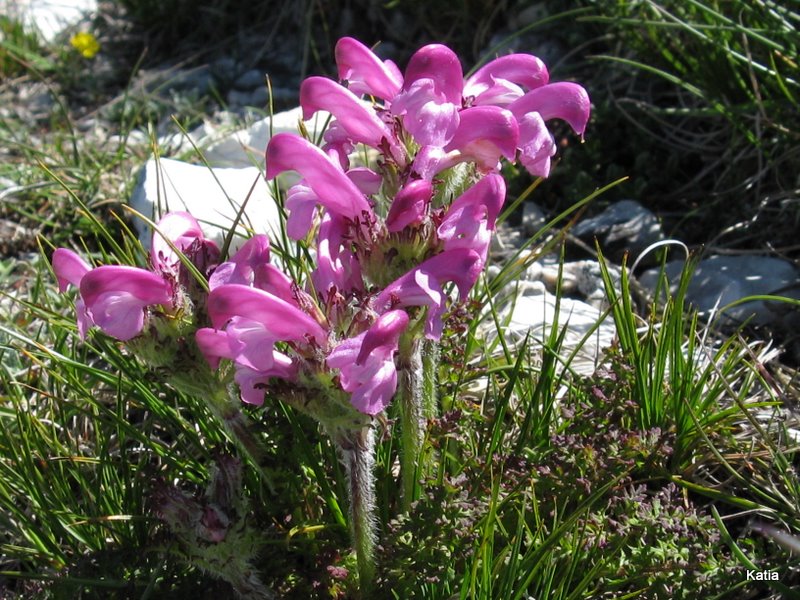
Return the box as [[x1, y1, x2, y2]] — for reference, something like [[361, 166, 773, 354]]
[[52, 248, 91, 292], [327, 310, 407, 414], [266, 133, 372, 221], [509, 82, 591, 137], [87, 291, 148, 341], [80, 266, 173, 309], [385, 179, 433, 232], [335, 37, 403, 101], [356, 309, 409, 365], [375, 248, 482, 339], [438, 174, 505, 262], [150, 211, 204, 272], [464, 54, 549, 104], [392, 79, 460, 146], [404, 44, 463, 104], [517, 112, 556, 177], [207, 284, 327, 344], [209, 234, 270, 290], [195, 327, 236, 369], [445, 106, 519, 168], [301, 77, 394, 149]]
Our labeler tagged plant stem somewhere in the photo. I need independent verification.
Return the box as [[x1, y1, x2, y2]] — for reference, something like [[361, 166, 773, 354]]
[[336, 426, 377, 596], [398, 339, 424, 511]]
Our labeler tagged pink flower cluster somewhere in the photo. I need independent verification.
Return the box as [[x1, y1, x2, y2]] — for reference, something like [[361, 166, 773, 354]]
[[53, 38, 589, 418], [52, 212, 218, 341]]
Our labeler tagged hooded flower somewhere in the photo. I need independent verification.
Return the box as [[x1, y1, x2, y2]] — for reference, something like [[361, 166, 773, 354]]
[[327, 310, 408, 414], [209, 234, 296, 303], [335, 37, 403, 102], [463, 54, 549, 106], [266, 133, 374, 224], [195, 327, 297, 405], [437, 173, 505, 265], [79, 266, 173, 341], [375, 248, 482, 340], [385, 179, 433, 232], [53, 248, 174, 341], [151, 211, 219, 277]]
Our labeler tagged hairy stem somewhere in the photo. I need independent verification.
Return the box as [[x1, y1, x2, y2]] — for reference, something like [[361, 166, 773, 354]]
[[398, 339, 424, 511], [336, 426, 377, 596]]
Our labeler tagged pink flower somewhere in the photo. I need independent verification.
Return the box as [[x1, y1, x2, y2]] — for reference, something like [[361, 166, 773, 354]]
[[402, 44, 463, 105], [312, 213, 363, 295], [463, 54, 549, 106], [389, 44, 464, 147], [335, 37, 403, 101], [207, 284, 327, 347], [391, 78, 460, 147], [151, 211, 219, 277], [54, 249, 174, 341], [517, 112, 557, 177], [209, 235, 295, 302], [79, 266, 173, 341], [52, 248, 91, 293], [375, 248, 482, 340], [443, 106, 519, 171], [301, 76, 396, 150], [196, 327, 296, 405], [385, 180, 433, 232], [508, 81, 591, 139], [438, 174, 505, 264], [266, 133, 374, 223], [52, 248, 93, 338], [327, 310, 409, 414]]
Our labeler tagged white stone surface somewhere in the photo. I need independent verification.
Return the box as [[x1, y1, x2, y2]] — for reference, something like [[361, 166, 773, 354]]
[[200, 106, 333, 168], [639, 255, 800, 328], [129, 158, 281, 252], [480, 275, 616, 377], [3, 0, 97, 41]]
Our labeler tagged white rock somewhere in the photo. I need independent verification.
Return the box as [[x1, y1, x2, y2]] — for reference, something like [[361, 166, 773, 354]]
[[3, 0, 97, 42], [639, 255, 800, 328], [129, 158, 282, 252], [480, 278, 616, 377], [200, 106, 333, 168]]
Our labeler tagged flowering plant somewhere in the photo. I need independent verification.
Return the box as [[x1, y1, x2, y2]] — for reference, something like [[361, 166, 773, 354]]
[[52, 37, 588, 593]]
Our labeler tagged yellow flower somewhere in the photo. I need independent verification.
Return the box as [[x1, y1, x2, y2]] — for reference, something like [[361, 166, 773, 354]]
[[70, 32, 100, 59]]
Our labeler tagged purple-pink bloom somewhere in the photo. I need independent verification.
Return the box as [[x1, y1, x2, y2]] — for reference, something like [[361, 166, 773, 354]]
[[388, 44, 465, 147], [517, 112, 557, 177], [209, 234, 296, 302], [52, 248, 93, 338], [375, 248, 482, 340], [301, 77, 396, 150], [207, 284, 327, 346], [463, 54, 549, 106], [385, 179, 433, 232], [284, 182, 320, 240], [312, 213, 363, 295], [196, 327, 296, 405], [52, 248, 91, 292], [79, 266, 174, 341], [151, 211, 219, 276], [391, 78, 460, 147], [266, 133, 373, 222], [335, 37, 403, 102], [508, 82, 591, 139], [327, 309, 409, 414], [444, 106, 519, 171], [403, 44, 463, 105], [438, 174, 505, 264]]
